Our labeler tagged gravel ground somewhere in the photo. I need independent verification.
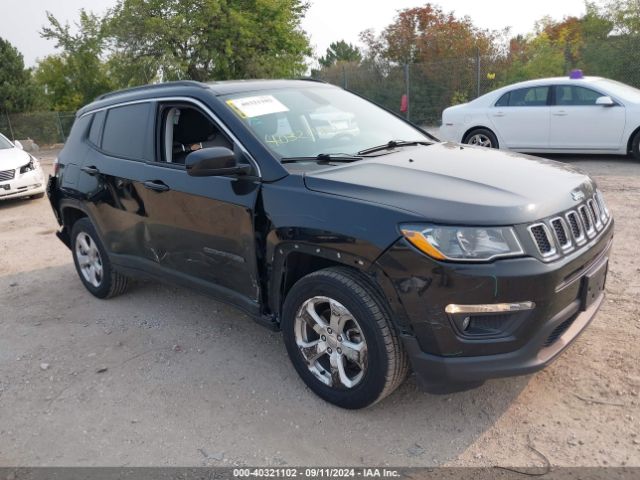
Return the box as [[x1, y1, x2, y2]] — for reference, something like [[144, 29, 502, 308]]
[[0, 148, 639, 467]]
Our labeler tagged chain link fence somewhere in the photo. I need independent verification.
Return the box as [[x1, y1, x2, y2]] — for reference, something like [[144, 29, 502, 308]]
[[312, 37, 640, 127], [0, 111, 76, 147], [312, 57, 521, 127]]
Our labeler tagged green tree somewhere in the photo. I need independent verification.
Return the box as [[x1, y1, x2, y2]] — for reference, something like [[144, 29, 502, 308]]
[[106, 0, 312, 83], [318, 40, 362, 68], [35, 9, 114, 110], [0, 37, 41, 113], [606, 0, 640, 34]]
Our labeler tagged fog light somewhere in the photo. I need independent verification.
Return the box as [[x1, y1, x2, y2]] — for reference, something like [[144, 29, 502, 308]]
[[445, 302, 535, 314], [461, 316, 471, 331], [446, 302, 535, 338]]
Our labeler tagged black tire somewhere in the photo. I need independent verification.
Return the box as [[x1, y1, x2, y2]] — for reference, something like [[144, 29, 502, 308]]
[[70, 218, 128, 299], [281, 267, 409, 409], [463, 128, 499, 149], [31, 192, 45, 199], [631, 131, 640, 161]]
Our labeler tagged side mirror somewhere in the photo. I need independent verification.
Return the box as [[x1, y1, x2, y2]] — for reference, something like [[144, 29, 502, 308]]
[[596, 96, 615, 106], [185, 147, 251, 177], [14, 140, 23, 150]]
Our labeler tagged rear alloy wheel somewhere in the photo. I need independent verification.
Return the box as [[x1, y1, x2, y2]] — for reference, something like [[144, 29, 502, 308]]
[[75, 231, 104, 288], [282, 267, 409, 409], [71, 218, 129, 299], [463, 128, 499, 149]]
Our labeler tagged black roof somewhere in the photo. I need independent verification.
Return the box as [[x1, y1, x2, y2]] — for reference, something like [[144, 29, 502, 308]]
[[79, 78, 333, 116]]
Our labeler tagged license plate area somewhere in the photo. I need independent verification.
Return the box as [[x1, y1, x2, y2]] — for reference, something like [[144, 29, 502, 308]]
[[580, 259, 608, 310]]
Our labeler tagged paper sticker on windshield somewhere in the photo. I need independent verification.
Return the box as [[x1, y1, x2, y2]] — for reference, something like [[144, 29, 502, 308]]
[[226, 95, 289, 118]]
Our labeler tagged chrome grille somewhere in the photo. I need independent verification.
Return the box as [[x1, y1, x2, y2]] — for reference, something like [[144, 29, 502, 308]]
[[588, 199, 603, 230], [0, 169, 15, 182], [550, 217, 571, 250], [579, 205, 595, 237], [595, 191, 609, 221], [566, 211, 584, 243], [529, 223, 555, 256], [527, 192, 611, 261]]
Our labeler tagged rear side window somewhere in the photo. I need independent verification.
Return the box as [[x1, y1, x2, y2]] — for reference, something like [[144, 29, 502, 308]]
[[495, 92, 510, 107], [88, 110, 106, 146], [500, 86, 550, 107], [555, 86, 602, 106], [102, 103, 152, 160]]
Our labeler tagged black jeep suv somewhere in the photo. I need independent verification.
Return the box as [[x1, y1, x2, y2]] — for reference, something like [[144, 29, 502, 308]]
[[48, 79, 613, 409]]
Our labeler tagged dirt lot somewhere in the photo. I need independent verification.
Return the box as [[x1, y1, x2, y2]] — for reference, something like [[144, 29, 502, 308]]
[[0, 149, 639, 467]]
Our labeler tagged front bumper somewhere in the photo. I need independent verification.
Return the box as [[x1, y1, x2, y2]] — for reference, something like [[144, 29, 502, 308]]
[[403, 290, 603, 391], [0, 168, 45, 200], [375, 221, 613, 392]]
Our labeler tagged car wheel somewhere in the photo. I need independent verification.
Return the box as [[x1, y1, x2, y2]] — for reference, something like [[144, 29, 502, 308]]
[[71, 218, 128, 299], [463, 128, 499, 148], [281, 267, 409, 409], [632, 131, 640, 161]]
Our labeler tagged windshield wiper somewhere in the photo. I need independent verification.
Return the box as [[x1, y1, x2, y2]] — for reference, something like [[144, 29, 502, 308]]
[[281, 153, 362, 164], [357, 140, 433, 155]]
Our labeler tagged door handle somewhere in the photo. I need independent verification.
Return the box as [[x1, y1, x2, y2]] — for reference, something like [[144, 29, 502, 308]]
[[143, 180, 170, 192], [81, 166, 100, 176], [553, 111, 568, 116], [493, 111, 506, 117]]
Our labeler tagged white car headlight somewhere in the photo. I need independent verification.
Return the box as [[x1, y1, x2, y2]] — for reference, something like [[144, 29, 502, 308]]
[[400, 224, 524, 262], [19, 155, 39, 174]]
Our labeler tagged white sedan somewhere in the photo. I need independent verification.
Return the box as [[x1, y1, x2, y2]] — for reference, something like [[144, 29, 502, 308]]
[[0, 133, 45, 200], [440, 75, 640, 159]]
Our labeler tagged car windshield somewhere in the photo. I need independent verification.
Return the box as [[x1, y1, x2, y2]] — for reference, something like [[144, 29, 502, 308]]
[[595, 79, 640, 103], [221, 86, 431, 160], [0, 135, 14, 150]]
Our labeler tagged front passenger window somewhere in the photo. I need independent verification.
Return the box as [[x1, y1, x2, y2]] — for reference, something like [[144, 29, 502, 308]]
[[160, 106, 233, 164], [556, 86, 602, 106]]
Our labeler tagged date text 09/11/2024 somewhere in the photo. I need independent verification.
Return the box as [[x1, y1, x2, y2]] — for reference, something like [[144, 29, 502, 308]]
[[232, 468, 401, 478]]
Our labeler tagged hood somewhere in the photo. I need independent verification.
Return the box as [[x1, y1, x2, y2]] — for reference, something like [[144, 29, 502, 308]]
[[0, 148, 31, 171], [303, 142, 594, 225]]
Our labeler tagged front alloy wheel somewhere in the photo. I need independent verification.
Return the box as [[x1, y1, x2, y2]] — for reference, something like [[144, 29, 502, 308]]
[[294, 296, 367, 389], [282, 267, 409, 409]]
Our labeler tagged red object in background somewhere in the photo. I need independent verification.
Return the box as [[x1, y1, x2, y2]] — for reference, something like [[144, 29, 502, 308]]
[[400, 94, 408, 113]]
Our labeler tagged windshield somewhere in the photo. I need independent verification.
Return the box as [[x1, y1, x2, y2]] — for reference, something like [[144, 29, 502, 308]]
[[0, 134, 14, 150], [595, 79, 640, 103], [221, 86, 431, 159]]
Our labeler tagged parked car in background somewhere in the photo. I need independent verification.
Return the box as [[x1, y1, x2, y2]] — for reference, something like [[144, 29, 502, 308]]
[[0, 133, 45, 200], [48, 80, 612, 409], [440, 74, 640, 160]]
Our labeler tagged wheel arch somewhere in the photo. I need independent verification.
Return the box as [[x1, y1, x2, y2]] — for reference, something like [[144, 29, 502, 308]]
[[54, 202, 90, 248], [626, 125, 640, 153], [268, 243, 376, 320], [61, 205, 88, 231]]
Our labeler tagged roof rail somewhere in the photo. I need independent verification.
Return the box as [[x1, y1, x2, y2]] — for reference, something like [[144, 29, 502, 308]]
[[95, 80, 207, 101]]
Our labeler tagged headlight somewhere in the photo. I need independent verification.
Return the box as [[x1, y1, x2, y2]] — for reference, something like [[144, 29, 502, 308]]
[[400, 224, 524, 262], [19, 156, 39, 174]]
